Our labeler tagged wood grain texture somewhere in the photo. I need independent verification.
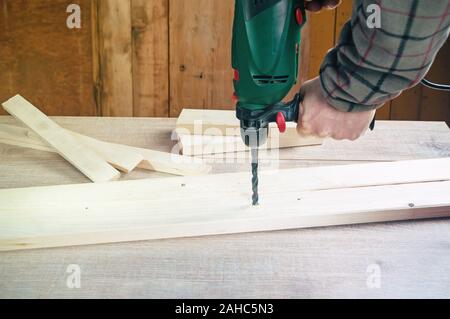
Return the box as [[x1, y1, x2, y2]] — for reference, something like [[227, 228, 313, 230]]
[[0, 122, 211, 176], [306, 10, 336, 79], [1, 158, 449, 251], [334, 0, 351, 37], [131, 0, 169, 117], [169, 0, 234, 116], [0, 117, 449, 298], [2, 95, 120, 182], [0, 1, 447, 124], [177, 133, 323, 156], [419, 40, 450, 123], [176, 108, 302, 138], [175, 108, 322, 155], [0, 117, 448, 185], [245, 121, 450, 162], [0, 124, 143, 173], [0, 0, 97, 116], [391, 86, 422, 121], [96, 0, 133, 116]]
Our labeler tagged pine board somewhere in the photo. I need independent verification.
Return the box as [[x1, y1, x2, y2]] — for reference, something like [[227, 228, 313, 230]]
[[2, 95, 120, 182], [176, 108, 323, 155], [0, 123, 211, 176], [1, 158, 449, 251]]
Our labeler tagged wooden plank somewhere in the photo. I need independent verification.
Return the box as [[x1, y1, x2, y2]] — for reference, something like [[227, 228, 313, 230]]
[[177, 133, 323, 156], [1, 158, 449, 251], [0, 124, 143, 173], [375, 102, 392, 120], [96, 0, 133, 116], [419, 40, 450, 123], [71, 131, 212, 176], [131, 0, 169, 117], [2, 95, 120, 182], [390, 86, 422, 121], [176, 108, 310, 138], [0, 123, 211, 176], [176, 109, 450, 159], [169, 0, 234, 117], [243, 121, 450, 162], [334, 0, 352, 40], [0, 117, 450, 299], [1, 116, 447, 186], [0, 0, 97, 116], [307, 10, 336, 79], [176, 108, 322, 154]]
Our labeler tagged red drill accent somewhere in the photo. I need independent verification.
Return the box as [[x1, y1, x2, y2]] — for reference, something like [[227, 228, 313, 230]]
[[276, 112, 286, 133], [233, 69, 240, 81], [295, 8, 303, 25]]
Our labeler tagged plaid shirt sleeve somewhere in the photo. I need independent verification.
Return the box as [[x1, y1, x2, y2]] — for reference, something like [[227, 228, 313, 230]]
[[320, 0, 450, 112]]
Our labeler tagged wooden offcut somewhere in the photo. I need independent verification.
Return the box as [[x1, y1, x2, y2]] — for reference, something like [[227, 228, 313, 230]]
[[1, 158, 449, 251], [0, 124, 143, 173], [0, 123, 212, 176], [178, 132, 323, 156], [176, 108, 323, 155], [2, 95, 120, 182], [177, 108, 302, 137]]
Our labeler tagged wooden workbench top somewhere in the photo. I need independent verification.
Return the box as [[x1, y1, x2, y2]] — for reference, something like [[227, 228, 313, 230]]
[[1, 116, 450, 298]]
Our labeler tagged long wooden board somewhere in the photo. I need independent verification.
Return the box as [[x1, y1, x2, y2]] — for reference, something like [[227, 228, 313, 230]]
[[0, 123, 212, 176], [1, 158, 449, 251], [2, 95, 120, 182]]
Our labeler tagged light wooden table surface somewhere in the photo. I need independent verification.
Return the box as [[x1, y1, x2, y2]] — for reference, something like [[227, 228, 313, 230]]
[[1, 116, 450, 299]]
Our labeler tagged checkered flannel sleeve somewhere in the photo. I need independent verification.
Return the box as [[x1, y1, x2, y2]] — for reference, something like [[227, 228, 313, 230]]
[[320, 0, 450, 112]]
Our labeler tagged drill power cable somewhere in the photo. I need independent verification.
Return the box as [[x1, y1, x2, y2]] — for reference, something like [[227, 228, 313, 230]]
[[421, 78, 450, 91]]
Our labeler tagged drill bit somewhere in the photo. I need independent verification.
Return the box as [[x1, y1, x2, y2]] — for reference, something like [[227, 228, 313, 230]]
[[251, 147, 259, 206]]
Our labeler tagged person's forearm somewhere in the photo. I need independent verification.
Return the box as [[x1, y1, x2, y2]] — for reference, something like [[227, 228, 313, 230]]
[[320, 0, 450, 112]]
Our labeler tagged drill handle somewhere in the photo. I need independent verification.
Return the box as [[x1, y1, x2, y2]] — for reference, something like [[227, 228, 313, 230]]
[[279, 93, 303, 123], [278, 92, 376, 132]]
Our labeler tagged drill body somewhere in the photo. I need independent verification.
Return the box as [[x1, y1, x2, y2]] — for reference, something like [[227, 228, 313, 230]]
[[232, 0, 306, 205], [232, 0, 306, 148]]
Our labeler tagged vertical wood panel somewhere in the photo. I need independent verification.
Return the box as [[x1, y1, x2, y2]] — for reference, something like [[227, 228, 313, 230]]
[[391, 41, 450, 123], [374, 101, 392, 121], [0, 0, 97, 116], [131, 0, 169, 117], [419, 40, 450, 123], [307, 10, 336, 79], [169, 0, 234, 117], [96, 0, 133, 116], [335, 0, 352, 39], [390, 87, 422, 120], [0, 1, 447, 122]]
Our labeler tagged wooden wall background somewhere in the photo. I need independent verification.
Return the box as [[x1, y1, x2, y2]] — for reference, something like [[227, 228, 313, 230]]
[[0, 0, 448, 122]]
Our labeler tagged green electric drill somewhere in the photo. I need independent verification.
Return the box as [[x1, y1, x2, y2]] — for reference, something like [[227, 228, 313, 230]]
[[232, 0, 306, 205]]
